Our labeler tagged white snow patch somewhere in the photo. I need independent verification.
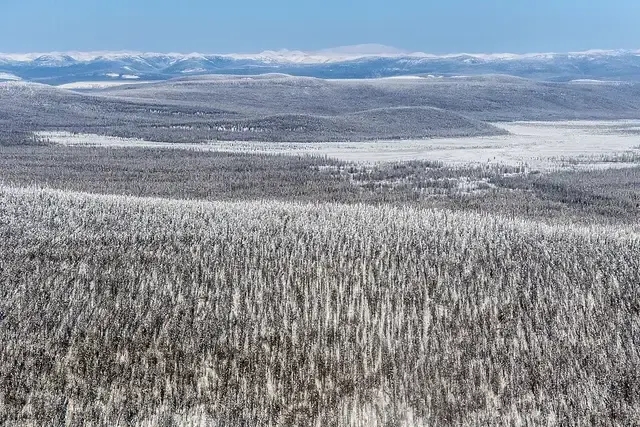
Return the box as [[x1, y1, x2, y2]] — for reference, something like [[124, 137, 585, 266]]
[[121, 74, 140, 79], [57, 81, 153, 89], [569, 79, 626, 85], [381, 75, 424, 80], [36, 132, 210, 150], [0, 72, 21, 81]]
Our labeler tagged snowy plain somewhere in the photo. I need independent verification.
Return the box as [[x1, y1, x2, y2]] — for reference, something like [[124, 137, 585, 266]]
[[57, 80, 153, 90], [37, 121, 640, 171]]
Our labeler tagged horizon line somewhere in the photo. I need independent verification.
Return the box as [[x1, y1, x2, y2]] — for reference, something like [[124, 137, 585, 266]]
[[1, 44, 640, 64]]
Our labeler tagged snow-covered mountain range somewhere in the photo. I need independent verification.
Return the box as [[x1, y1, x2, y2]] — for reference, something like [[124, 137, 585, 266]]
[[1, 44, 640, 84]]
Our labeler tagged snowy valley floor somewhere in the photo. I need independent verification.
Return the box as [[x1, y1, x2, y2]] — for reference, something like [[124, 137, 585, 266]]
[[37, 120, 640, 171]]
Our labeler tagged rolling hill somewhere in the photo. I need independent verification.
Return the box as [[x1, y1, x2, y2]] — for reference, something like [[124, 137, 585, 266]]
[[2, 74, 640, 142]]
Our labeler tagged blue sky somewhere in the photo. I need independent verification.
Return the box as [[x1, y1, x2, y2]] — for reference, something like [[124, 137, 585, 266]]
[[1, 0, 639, 53]]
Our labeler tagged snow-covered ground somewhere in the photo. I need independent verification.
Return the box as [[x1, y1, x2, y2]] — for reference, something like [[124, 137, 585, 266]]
[[36, 132, 209, 150], [0, 72, 21, 81], [37, 120, 640, 171], [57, 80, 153, 89]]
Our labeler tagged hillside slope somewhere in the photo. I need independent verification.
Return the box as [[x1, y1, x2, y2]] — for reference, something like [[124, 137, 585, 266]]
[[2, 75, 640, 142], [1, 185, 639, 425]]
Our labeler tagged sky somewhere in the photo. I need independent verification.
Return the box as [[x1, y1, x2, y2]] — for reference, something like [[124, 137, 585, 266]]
[[1, 0, 639, 54]]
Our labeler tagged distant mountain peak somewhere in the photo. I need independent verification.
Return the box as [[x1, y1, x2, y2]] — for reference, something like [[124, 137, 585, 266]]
[[1, 47, 639, 64], [1, 47, 640, 85]]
